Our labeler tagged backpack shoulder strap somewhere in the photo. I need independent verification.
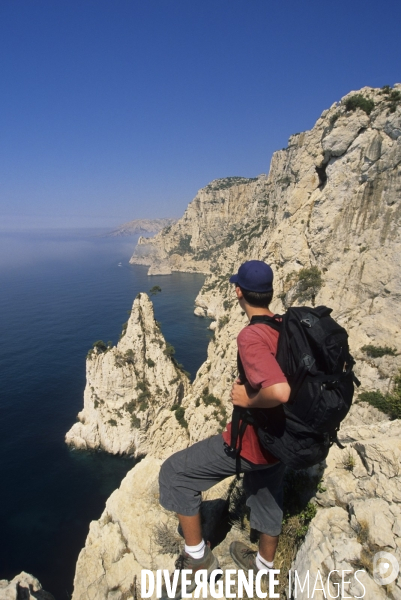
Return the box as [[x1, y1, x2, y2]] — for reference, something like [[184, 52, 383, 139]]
[[249, 314, 282, 333]]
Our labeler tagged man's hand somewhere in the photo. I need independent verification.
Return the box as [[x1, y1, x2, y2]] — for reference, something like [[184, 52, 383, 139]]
[[230, 380, 252, 408], [230, 379, 290, 408]]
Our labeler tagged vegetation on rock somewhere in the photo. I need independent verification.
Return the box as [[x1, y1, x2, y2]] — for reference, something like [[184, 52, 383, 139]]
[[344, 94, 375, 115], [359, 371, 401, 420], [204, 176, 258, 192], [171, 404, 188, 428], [361, 344, 397, 358]]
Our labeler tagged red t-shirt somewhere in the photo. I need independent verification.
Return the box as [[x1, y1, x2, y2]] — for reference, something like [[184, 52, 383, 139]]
[[222, 322, 287, 464]]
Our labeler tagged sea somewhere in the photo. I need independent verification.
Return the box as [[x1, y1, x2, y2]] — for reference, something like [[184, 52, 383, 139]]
[[0, 228, 211, 598]]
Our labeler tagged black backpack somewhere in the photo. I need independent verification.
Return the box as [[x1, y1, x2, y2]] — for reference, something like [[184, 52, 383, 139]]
[[230, 306, 360, 471]]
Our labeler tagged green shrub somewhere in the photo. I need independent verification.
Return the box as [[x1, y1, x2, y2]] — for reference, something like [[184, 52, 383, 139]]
[[294, 266, 323, 305], [125, 400, 137, 414], [138, 390, 150, 403], [204, 176, 257, 192], [359, 374, 401, 420], [139, 400, 149, 411], [388, 89, 401, 113], [342, 449, 356, 471], [93, 340, 107, 352], [345, 94, 375, 115], [131, 415, 141, 428], [124, 349, 135, 365], [174, 406, 188, 428], [278, 176, 291, 188], [108, 419, 118, 427], [203, 393, 221, 407], [238, 239, 248, 253], [164, 342, 175, 357], [218, 315, 230, 329], [136, 381, 149, 392], [146, 358, 155, 367], [169, 235, 193, 256], [330, 113, 340, 126], [119, 321, 128, 340], [361, 345, 396, 358]]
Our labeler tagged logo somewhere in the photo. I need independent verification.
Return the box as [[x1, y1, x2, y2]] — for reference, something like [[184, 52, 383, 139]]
[[373, 551, 399, 586]]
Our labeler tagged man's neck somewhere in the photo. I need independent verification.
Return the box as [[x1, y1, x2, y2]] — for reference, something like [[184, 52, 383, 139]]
[[244, 305, 274, 321]]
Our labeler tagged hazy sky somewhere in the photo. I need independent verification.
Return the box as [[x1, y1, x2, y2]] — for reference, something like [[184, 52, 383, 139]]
[[1, 0, 400, 229]]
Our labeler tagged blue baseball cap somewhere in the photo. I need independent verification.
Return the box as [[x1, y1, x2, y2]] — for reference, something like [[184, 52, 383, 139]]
[[229, 260, 274, 293]]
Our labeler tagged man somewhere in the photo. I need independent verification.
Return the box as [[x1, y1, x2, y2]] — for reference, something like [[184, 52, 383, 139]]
[[159, 260, 290, 598]]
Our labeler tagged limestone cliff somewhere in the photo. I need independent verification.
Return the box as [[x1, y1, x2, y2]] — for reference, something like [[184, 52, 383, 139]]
[[107, 218, 177, 237], [291, 402, 401, 599], [71, 403, 401, 600], [65, 293, 190, 458], [131, 84, 401, 397], [70, 85, 401, 599], [0, 572, 54, 600]]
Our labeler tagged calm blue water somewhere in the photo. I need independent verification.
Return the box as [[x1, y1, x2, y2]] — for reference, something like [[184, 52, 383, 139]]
[[0, 229, 211, 598]]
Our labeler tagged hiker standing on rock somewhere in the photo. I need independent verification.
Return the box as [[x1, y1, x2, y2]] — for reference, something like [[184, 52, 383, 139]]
[[159, 260, 290, 598]]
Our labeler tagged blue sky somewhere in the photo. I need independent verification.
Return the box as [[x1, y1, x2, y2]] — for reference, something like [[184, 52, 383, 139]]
[[1, 0, 400, 229]]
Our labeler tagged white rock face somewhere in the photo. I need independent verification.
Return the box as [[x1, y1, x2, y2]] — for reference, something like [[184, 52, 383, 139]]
[[0, 572, 54, 600], [292, 403, 401, 600], [130, 85, 401, 391], [70, 85, 401, 599], [71, 455, 235, 600], [65, 293, 191, 458]]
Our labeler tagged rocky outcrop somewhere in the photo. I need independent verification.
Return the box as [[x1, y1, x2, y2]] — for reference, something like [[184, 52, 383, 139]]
[[291, 403, 401, 599], [71, 455, 235, 600], [107, 218, 177, 236], [71, 402, 401, 600], [65, 293, 191, 458], [71, 85, 401, 598], [131, 85, 401, 386], [130, 176, 265, 275], [0, 573, 54, 600]]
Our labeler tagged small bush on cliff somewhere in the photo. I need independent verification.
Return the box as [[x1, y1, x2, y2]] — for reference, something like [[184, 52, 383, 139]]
[[169, 234, 193, 256], [361, 344, 397, 358], [388, 89, 401, 113], [131, 415, 141, 428], [119, 321, 128, 340], [218, 315, 230, 329], [164, 342, 175, 357], [293, 266, 323, 306], [124, 349, 135, 365], [93, 340, 107, 352], [359, 372, 401, 420], [174, 406, 188, 428], [345, 94, 375, 115]]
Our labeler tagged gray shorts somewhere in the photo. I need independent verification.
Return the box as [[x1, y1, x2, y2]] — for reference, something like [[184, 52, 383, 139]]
[[159, 434, 285, 536]]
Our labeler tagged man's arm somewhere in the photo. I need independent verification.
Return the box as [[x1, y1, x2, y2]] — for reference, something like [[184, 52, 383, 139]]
[[230, 379, 290, 408]]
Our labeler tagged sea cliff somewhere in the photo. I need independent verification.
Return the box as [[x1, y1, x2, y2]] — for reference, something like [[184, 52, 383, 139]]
[[69, 85, 401, 599]]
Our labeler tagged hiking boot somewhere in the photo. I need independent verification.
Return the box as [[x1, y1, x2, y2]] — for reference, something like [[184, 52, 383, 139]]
[[161, 544, 219, 600], [229, 540, 258, 571]]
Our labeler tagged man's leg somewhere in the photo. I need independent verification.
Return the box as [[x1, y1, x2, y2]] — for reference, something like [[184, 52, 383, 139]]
[[230, 461, 285, 571], [259, 532, 279, 563], [158, 435, 243, 599], [177, 513, 202, 546]]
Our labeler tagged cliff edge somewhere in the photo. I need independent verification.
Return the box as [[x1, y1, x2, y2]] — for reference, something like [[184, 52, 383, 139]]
[[70, 85, 401, 599]]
